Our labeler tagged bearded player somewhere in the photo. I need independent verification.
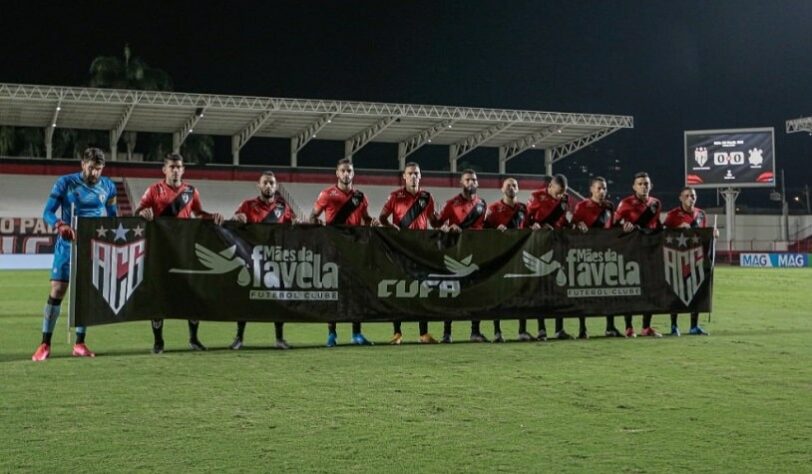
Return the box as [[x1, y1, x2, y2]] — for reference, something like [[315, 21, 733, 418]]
[[32, 148, 117, 361]]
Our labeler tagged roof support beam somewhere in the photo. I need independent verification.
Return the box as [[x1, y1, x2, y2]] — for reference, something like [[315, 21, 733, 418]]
[[497, 126, 557, 173], [786, 116, 812, 134], [230, 109, 274, 165], [396, 119, 455, 169], [290, 112, 338, 167], [43, 99, 63, 159], [551, 127, 620, 162], [448, 122, 514, 172], [108, 100, 138, 162], [172, 106, 207, 154], [344, 115, 399, 159]]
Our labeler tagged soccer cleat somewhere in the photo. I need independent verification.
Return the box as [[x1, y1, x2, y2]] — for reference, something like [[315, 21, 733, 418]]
[[625, 327, 637, 338], [419, 333, 439, 344], [689, 326, 709, 336], [32, 343, 51, 361], [72, 343, 96, 358], [351, 333, 374, 346], [554, 330, 573, 340], [670, 325, 681, 337], [152, 339, 165, 354], [577, 330, 589, 340], [470, 333, 489, 343], [537, 330, 548, 342], [189, 338, 207, 351], [517, 331, 536, 342], [640, 327, 662, 338], [274, 339, 292, 350], [604, 328, 623, 338], [492, 332, 505, 343], [389, 332, 403, 345], [229, 337, 244, 350], [440, 333, 453, 344], [326, 332, 337, 348]]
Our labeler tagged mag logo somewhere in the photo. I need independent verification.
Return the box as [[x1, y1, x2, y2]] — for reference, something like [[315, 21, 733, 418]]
[[91, 223, 146, 315]]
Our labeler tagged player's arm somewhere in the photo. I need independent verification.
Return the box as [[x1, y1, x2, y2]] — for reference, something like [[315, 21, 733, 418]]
[[232, 201, 249, 223], [614, 200, 635, 232], [360, 199, 379, 226], [134, 186, 155, 221], [105, 180, 118, 217], [378, 196, 398, 229], [43, 178, 75, 240], [432, 199, 450, 230]]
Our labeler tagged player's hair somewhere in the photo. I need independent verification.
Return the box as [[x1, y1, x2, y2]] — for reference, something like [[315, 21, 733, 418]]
[[260, 170, 275, 179], [461, 168, 477, 176], [502, 177, 518, 185], [680, 186, 696, 194], [403, 161, 420, 171], [552, 173, 568, 189], [590, 176, 607, 186], [633, 171, 650, 180], [337, 158, 353, 167], [81, 147, 105, 165], [164, 153, 184, 163]]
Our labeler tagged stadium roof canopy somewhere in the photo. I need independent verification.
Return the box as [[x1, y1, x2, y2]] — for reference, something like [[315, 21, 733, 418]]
[[786, 116, 812, 134], [0, 83, 633, 173]]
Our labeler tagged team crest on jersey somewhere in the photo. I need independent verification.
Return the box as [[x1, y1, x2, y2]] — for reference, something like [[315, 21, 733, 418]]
[[663, 232, 705, 306], [91, 223, 146, 315]]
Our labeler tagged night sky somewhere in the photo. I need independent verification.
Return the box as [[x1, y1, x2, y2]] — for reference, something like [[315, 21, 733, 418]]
[[1, 0, 811, 206]]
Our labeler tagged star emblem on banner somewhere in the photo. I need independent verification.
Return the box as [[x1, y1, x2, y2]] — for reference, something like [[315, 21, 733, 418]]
[[676, 233, 688, 248], [113, 223, 130, 242], [96, 226, 108, 238], [691, 235, 701, 244], [133, 225, 144, 237], [665, 236, 674, 244]]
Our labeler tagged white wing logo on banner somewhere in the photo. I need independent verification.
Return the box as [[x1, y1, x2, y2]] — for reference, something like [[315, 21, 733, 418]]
[[748, 148, 763, 166], [504, 250, 567, 285], [428, 255, 478, 278], [170, 244, 251, 286]]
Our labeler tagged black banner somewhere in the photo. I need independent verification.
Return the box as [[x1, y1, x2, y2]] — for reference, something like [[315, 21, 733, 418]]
[[73, 217, 715, 326]]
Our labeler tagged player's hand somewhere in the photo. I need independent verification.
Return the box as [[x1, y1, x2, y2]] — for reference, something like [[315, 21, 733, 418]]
[[211, 213, 225, 225], [56, 222, 76, 241], [543, 223, 554, 231], [497, 224, 507, 232], [577, 222, 588, 233], [139, 208, 154, 221], [369, 218, 381, 227], [233, 213, 248, 223], [622, 221, 635, 233], [530, 223, 542, 231], [440, 223, 450, 233], [449, 224, 462, 233], [713, 228, 720, 238], [679, 223, 691, 229]]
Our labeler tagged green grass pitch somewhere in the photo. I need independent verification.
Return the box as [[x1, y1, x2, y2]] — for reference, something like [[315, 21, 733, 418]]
[[1, 267, 810, 472]]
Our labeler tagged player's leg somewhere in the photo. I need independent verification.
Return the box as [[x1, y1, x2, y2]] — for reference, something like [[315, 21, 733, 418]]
[[669, 313, 681, 336], [624, 314, 636, 338], [33, 280, 68, 361], [442, 320, 453, 343], [188, 320, 206, 350], [390, 320, 403, 344], [689, 312, 708, 335], [640, 313, 661, 337], [517, 319, 535, 341], [554, 317, 572, 340], [351, 321, 372, 345], [274, 322, 291, 349], [537, 317, 547, 341], [470, 320, 488, 342], [604, 315, 622, 337], [577, 316, 588, 339], [418, 320, 438, 343], [326, 321, 337, 347], [151, 319, 165, 353], [230, 321, 246, 350], [493, 319, 504, 342]]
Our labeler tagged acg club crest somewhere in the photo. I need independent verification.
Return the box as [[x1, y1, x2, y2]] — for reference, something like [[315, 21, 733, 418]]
[[694, 147, 708, 167], [663, 232, 705, 306], [91, 223, 146, 315]]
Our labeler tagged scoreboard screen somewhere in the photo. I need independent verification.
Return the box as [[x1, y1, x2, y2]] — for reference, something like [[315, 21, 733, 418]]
[[684, 128, 775, 188]]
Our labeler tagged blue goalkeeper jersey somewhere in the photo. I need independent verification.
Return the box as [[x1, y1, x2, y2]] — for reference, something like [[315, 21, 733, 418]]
[[43, 173, 118, 243]]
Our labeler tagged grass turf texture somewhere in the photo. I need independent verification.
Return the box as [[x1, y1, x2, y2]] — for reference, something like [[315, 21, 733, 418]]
[[0, 267, 810, 472]]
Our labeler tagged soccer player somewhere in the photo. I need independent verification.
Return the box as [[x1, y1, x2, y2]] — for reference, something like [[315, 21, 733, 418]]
[[310, 158, 377, 347], [230, 170, 297, 350], [484, 177, 534, 342], [436, 169, 489, 343], [379, 162, 441, 344], [663, 186, 714, 336], [527, 174, 572, 341], [134, 153, 225, 353], [614, 171, 662, 338], [571, 176, 624, 338], [32, 147, 117, 361]]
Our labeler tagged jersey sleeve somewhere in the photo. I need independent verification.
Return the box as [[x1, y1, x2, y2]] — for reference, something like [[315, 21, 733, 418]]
[[235, 199, 251, 216], [380, 193, 394, 217], [191, 189, 204, 215], [438, 200, 453, 224], [42, 177, 66, 226], [662, 209, 679, 229], [484, 204, 497, 228], [613, 199, 628, 224], [138, 185, 155, 211], [313, 189, 330, 213]]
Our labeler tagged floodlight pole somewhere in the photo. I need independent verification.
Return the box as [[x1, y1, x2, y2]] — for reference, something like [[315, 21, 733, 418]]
[[780, 169, 789, 242], [544, 149, 553, 176], [720, 187, 739, 263]]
